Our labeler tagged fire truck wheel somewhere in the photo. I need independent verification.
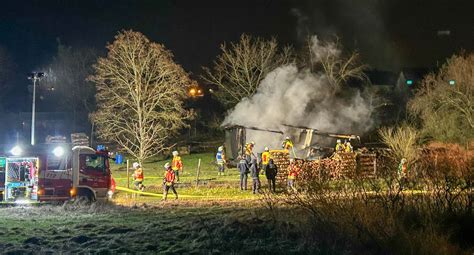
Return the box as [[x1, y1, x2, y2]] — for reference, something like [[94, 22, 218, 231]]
[[76, 189, 96, 203]]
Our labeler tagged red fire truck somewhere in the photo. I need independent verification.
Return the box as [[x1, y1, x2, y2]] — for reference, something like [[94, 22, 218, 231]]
[[0, 144, 115, 203]]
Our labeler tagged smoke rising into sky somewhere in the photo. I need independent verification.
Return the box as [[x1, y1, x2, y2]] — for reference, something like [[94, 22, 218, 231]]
[[223, 36, 373, 152]]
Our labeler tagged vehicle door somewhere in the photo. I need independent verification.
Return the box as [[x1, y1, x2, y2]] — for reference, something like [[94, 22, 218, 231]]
[[79, 154, 110, 198]]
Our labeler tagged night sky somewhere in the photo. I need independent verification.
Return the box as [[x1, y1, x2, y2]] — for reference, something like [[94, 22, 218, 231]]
[[0, 0, 473, 107]]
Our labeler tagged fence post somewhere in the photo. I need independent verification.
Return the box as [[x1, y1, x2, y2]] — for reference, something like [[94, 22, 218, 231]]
[[126, 160, 130, 189], [196, 158, 201, 187]]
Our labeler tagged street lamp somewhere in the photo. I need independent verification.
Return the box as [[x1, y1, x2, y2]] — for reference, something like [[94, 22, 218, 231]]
[[27, 72, 45, 145]]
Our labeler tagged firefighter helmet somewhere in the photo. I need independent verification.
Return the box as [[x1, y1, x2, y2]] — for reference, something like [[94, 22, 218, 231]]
[[218, 146, 224, 152], [132, 162, 140, 169], [285, 136, 290, 140], [264, 147, 269, 151], [337, 139, 342, 143], [164, 162, 171, 169], [251, 141, 255, 145], [172, 151, 179, 156]]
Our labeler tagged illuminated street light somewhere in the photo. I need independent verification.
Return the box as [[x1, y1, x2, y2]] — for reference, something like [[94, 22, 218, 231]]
[[28, 72, 45, 145], [188, 85, 204, 97]]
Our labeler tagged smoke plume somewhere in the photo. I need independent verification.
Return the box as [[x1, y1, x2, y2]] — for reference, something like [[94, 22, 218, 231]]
[[223, 36, 373, 152]]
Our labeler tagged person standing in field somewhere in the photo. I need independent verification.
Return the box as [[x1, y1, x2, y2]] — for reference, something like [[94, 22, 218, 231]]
[[237, 155, 249, 191], [249, 158, 260, 194], [132, 162, 145, 191], [398, 158, 409, 189], [163, 163, 178, 200], [261, 147, 271, 175], [265, 159, 278, 193], [216, 146, 226, 176], [287, 159, 299, 192], [171, 151, 183, 182]]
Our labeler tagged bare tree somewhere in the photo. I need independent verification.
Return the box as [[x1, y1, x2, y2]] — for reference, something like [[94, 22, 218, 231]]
[[202, 34, 293, 108], [378, 124, 420, 164], [409, 53, 474, 144], [89, 30, 192, 164], [300, 36, 367, 94]]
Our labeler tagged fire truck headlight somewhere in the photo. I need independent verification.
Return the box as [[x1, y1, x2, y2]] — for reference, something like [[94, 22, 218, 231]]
[[52, 146, 65, 157], [10, 145, 22, 156]]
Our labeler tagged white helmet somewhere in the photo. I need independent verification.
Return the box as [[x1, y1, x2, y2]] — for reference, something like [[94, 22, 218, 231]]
[[251, 141, 255, 145], [286, 136, 290, 140], [218, 146, 223, 152], [164, 162, 171, 169], [337, 139, 342, 143], [132, 162, 140, 169], [264, 147, 269, 151], [172, 151, 179, 156]]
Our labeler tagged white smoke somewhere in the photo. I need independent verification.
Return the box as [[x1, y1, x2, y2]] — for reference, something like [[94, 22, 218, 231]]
[[223, 36, 373, 152]]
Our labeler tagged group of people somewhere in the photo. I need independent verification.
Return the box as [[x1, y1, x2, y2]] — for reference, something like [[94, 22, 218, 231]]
[[131, 150, 183, 200], [335, 139, 354, 153], [234, 137, 299, 194], [237, 147, 279, 194]]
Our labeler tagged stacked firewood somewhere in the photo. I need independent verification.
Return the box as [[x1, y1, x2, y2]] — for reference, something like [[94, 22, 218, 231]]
[[71, 133, 90, 147], [270, 150, 290, 183], [357, 153, 377, 178]]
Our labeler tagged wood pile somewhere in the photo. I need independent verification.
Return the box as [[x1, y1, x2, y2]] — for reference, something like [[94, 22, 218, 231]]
[[357, 153, 377, 178], [269, 150, 290, 183], [71, 133, 90, 147], [45, 135, 67, 144], [269, 149, 378, 183]]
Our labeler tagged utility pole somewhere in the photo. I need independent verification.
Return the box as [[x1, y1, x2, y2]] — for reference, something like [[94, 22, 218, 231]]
[[28, 72, 45, 145]]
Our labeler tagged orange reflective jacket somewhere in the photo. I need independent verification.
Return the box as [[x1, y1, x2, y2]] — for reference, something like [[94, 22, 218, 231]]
[[172, 156, 183, 170]]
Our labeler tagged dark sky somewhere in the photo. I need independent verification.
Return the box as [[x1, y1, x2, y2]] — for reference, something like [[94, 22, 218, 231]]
[[0, 0, 473, 104]]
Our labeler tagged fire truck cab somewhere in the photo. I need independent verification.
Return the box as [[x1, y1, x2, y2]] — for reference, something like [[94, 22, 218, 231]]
[[0, 144, 113, 203]]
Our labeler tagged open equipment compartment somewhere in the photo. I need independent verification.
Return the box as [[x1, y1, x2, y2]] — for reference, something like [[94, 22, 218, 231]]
[[4, 157, 39, 202]]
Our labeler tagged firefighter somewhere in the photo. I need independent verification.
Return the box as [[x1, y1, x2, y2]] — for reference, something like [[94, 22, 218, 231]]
[[265, 158, 278, 193], [261, 147, 271, 175], [398, 158, 408, 188], [282, 137, 293, 150], [335, 139, 345, 152], [163, 163, 178, 200], [245, 141, 255, 162], [132, 162, 145, 191], [345, 141, 353, 153], [249, 158, 260, 194], [237, 155, 249, 191], [216, 146, 226, 176], [171, 151, 183, 182], [287, 159, 298, 192]]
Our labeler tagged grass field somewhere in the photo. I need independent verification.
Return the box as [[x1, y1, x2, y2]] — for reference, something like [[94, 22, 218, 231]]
[[0, 201, 306, 254], [110, 152, 272, 201], [0, 152, 472, 254]]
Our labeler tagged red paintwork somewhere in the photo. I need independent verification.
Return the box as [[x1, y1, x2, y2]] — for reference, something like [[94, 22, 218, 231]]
[[37, 150, 112, 202]]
